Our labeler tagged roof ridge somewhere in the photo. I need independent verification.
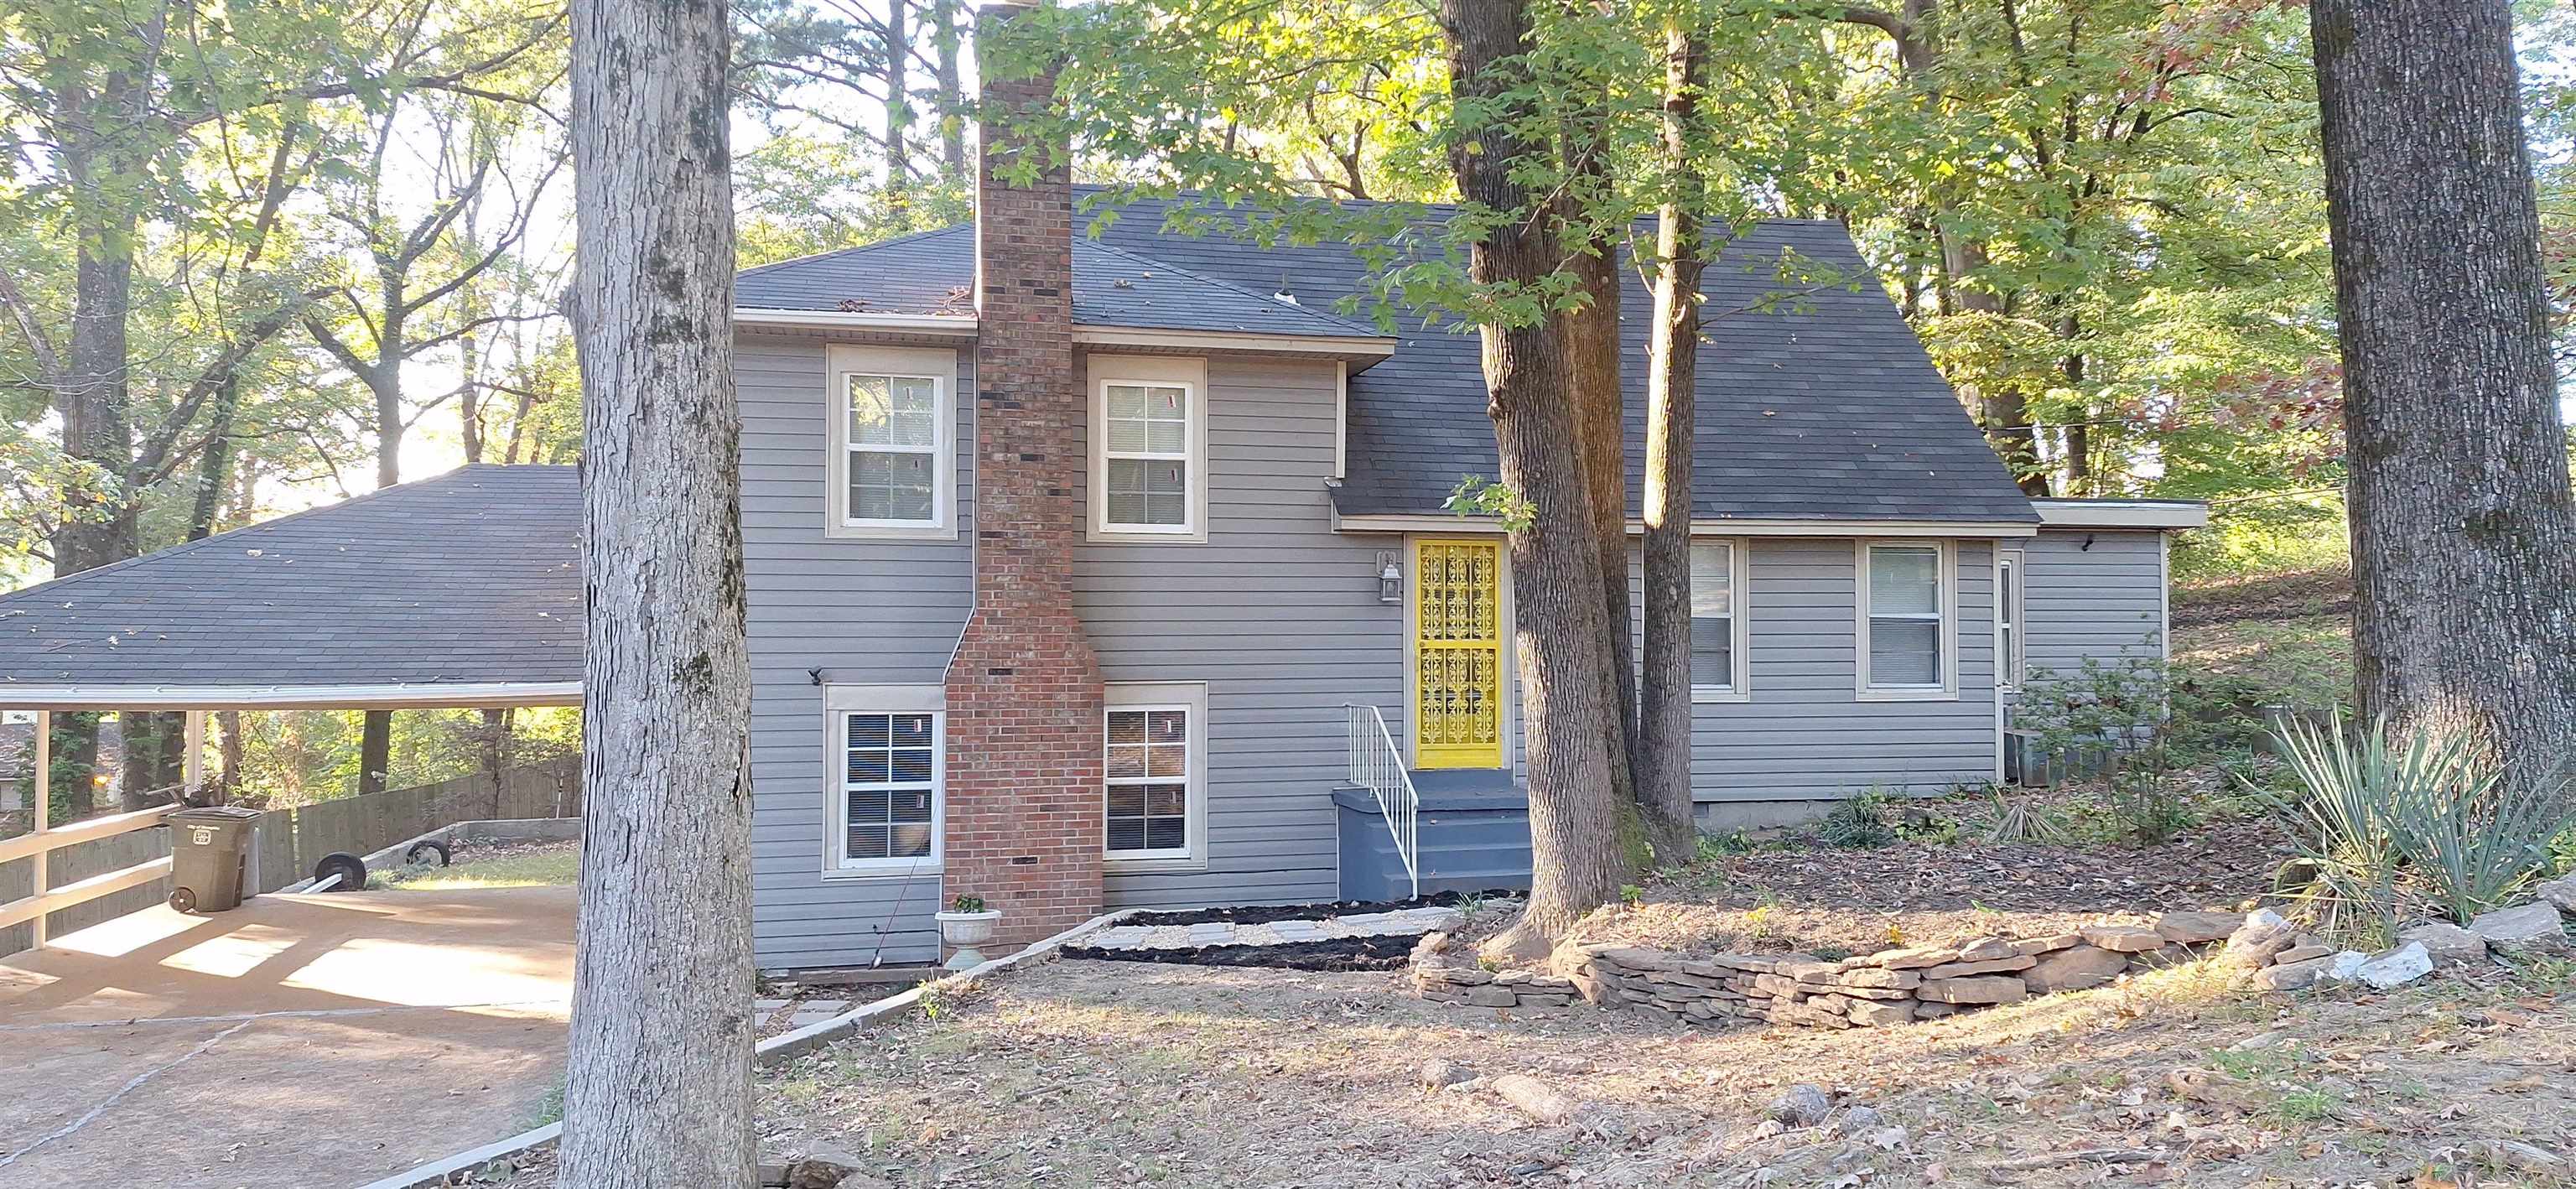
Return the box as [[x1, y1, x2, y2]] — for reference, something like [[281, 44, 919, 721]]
[[1076, 237, 1384, 337], [735, 223, 972, 278], [0, 466, 553, 607], [1075, 184, 1853, 232]]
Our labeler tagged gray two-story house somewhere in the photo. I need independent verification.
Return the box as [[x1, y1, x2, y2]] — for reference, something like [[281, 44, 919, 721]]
[[727, 23, 2202, 971]]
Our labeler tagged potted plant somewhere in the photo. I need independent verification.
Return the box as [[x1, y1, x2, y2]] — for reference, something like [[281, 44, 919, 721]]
[[935, 894, 1002, 970]]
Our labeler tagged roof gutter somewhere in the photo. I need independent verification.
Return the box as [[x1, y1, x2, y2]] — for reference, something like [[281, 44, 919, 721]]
[[1072, 325, 1397, 366], [731, 309, 975, 336], [2031, 499, 2210, 531], [1330, 511, 2043, 538], [0, 680, 584, 712]]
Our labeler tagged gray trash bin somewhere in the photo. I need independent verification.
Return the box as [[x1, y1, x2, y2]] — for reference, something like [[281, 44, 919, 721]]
[[167, 805, 262, 914]]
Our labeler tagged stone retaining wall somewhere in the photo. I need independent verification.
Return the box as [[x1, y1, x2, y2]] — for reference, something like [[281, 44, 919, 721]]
[[1407, 902, 2542, 1030]]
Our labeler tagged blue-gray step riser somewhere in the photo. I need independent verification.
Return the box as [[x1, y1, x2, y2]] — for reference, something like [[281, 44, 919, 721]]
[[1337, 799, 1533, 901]]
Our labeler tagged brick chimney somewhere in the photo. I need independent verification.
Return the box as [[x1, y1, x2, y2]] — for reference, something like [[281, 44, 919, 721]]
[[942, 0, 1105, 945]]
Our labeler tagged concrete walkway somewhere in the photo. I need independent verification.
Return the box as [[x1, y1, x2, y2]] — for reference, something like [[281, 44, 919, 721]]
[[0, 886, 574, 1188]]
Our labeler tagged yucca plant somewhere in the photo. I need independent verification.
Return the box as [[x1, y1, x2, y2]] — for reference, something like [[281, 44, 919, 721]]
[[2272, 714, 2568, 932], [1975, 787, 2075, 845]]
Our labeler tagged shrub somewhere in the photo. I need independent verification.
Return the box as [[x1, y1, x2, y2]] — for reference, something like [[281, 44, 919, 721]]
[[1817, 789, 1896, 849], [1973, 787, 2076, 845], [2268, 715, 2569, 935]]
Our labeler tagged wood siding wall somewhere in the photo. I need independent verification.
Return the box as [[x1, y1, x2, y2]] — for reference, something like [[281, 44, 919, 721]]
[[2011, 527, 2168, 704]]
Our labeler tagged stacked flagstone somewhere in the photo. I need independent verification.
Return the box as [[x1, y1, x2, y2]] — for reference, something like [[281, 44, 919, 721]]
[[1406, 902, 2563, 1029]]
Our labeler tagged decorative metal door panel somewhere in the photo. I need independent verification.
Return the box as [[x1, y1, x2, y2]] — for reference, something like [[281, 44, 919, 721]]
[[1413, 539, 1504, 769]]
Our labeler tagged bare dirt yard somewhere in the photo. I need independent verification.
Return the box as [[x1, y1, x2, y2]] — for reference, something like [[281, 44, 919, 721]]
[[492, 946, 2571, 1189]]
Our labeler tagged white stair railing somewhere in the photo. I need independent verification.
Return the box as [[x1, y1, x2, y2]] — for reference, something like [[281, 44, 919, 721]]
[[1344, 704, 1420, 900]]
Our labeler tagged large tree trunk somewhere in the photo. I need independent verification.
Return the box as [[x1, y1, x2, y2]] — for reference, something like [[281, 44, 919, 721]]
[[1561, 91, 1642, 862], [2311, 0, 2576, 775], [558, 0, 756, 1181], [1440, 0, 1629, 958], [356, 710, 392, 795], [932, 0, 967, 180], [886, 0, 911, 189], [1637, 17, 1706, 865]]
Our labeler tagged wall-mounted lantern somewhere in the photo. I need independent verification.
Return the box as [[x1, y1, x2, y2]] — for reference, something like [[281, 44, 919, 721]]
[[1378, 551, 1403, 603]]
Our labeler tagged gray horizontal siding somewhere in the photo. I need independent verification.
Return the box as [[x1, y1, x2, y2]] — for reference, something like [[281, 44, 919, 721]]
[[740, 333, 971, 969], [1631, 537, 2003, 804], [1076, 356, 1400, 909], [2011, 527, 2167, 710]]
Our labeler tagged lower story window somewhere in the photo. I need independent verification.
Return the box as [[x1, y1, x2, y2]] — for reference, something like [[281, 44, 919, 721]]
[[841, 710, 938, 868], [1104, 683, 1207, 864]]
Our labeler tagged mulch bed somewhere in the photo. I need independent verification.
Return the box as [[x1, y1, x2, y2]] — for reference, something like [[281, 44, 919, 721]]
[[1059, 933, 1422, 971], [1117, 889, 1520, 928]]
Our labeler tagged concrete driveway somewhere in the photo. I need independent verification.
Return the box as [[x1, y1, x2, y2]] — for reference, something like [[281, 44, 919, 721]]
[[0, 886, 574, 1188]]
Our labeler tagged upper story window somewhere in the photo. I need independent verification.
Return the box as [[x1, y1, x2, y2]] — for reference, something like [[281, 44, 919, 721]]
[[1089, 356, 1209, 543], [1690, 540, 1751, 700], [827, 345, 956, 540], [1997, 548, 2025, 691], [1104, 383, 1191, 528], [1857, 540, 1957, 699]]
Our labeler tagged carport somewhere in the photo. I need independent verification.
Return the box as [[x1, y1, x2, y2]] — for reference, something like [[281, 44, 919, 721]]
[[0, 464, 584, 1186]]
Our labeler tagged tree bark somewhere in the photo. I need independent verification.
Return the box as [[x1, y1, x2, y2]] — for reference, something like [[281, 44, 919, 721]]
[[1440, 0, 1629, 957], [1561, 86, 1642, 862], [932, 0, 967, 180], [886, 0, 911, 189], [356, 709, 392, 795], [2310, 0, 2576, 776], [1638, 17, 1706, 866], [559, 0, 756, 1181]]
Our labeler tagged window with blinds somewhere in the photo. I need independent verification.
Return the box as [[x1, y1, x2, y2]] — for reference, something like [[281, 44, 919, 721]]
[[839, 710, 938, 869], [1864, 543, 1947, 691], [1690, 541, 1742, 692]]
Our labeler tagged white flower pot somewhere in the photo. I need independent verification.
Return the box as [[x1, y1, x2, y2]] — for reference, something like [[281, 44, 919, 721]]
[[935, 909, 1003, 970]]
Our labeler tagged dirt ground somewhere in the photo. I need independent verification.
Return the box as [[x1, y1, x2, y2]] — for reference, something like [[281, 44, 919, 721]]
[[0, 886, 572, 1188], [486, 949, 2573, 1189]]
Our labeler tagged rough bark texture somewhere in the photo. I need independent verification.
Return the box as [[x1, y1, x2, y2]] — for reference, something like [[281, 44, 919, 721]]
[[1441, 0, 1629, 956], [2311, 0, 2576, 773], [1562, 96, 1641, 860], [1637, 18, 1706, 866], [558, 0, 757, 1181]]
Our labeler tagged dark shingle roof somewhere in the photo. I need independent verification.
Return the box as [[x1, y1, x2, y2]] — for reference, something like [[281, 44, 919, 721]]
[[1077, 194, 2036, 524], [736, 226, 1384, 339], [0, 465, 580, 693], [735, 194, 2033, 523]]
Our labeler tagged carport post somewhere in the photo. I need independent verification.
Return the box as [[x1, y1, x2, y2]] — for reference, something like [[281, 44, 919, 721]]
[[29, 709, 47, 947], [183, 709, 205, 790]]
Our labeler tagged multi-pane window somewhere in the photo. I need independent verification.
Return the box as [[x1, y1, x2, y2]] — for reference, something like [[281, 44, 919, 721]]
[[1101, 382, 1192, 530], [1690, 542, 1739, 691], [1865, 543, 1946, 690], [1104, 706, 1190, 856], [842, 711, 937, 866], [845, 373, 940, 524], [1997, 549, 2025, 690]]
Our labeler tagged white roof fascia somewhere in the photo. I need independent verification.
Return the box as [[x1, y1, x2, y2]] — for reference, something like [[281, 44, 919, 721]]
[[0, 681, 584, 712], [2031, 500, 2210, 530]]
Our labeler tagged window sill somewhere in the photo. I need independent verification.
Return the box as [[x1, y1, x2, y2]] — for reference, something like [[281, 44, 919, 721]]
[[1690, 688, 1751, 704], [1087, 525, 1209, 545], [821, 862, 943, 881], [1854, 687, 1959, 703], [826, 521, 959, 543], [1104, 854, 1208, 875]]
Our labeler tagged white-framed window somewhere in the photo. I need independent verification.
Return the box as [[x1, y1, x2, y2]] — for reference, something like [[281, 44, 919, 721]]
[[1103, 682, 1208, 870], [1690, 539, 1752, 701], [1089, 356, 1208, 542], [823, 685, 943, 875], [826, 344, 956, 540], [1997, 548, 2025, 691], [1856, 540, 1958, 699]]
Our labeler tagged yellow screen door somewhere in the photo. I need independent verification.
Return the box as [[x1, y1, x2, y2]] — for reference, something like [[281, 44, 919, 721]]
[[1413, 538, 1504, 769]]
